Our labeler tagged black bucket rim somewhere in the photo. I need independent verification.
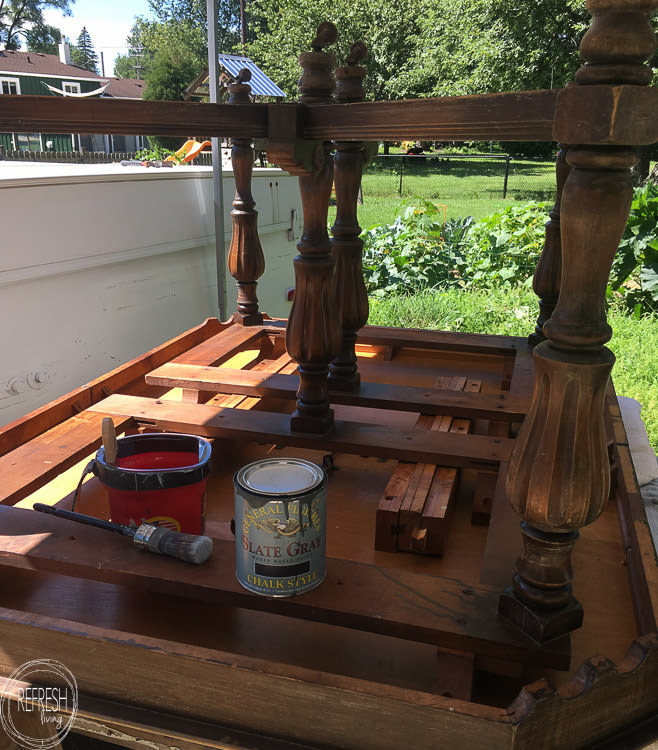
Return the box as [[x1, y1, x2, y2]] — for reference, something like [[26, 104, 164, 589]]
[[93, 432, 212, 492]]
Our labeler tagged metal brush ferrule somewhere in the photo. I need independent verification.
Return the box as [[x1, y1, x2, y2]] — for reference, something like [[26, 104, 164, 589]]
[[133, 523, 162, 551]]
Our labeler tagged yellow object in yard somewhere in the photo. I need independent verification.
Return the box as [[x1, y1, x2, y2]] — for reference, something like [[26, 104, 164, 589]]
[[166, 140, 212, 163]]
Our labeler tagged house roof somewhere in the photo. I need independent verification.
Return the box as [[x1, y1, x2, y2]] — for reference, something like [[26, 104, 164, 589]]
[[103, 78, 146, 99], [0, 50, 102, 81]]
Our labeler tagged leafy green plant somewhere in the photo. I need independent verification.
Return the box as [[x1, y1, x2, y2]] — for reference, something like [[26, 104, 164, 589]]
[[609, 182, 658, 315], [454, 202, 547, 287], [361, 201, 470, 297], [135, 145, 177, 162]]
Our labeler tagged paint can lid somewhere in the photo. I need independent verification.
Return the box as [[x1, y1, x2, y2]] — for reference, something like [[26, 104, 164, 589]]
[[235, 458, 325, 497]]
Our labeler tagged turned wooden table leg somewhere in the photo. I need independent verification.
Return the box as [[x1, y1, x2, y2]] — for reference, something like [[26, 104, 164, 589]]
[[500, 0, 657, 643], [227, 69, 265, 326], [286, 23, 342, 433], [528, 146, 570, 348], [328, 42, 369, 392]]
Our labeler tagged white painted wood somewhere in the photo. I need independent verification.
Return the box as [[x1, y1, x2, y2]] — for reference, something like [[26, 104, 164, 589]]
[[0, 162, 304, 426]]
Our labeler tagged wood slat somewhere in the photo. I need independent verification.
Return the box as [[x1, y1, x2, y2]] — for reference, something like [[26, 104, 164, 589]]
[[172, 324, 267, 366], [0, 317, 224, 459], [0, 412, 133, 505], [87, 394, 514, 471], [145, 364, 529, 421], [0, 505, 568, 668], [304, 91, 559, 141], [0, 96, 270, 138]]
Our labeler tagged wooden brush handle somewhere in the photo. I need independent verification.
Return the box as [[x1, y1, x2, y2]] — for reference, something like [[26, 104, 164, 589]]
[[101, 417, 118, 466]]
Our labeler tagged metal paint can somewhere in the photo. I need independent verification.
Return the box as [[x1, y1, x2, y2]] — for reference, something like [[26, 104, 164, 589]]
[[234, 458, 327, 597]]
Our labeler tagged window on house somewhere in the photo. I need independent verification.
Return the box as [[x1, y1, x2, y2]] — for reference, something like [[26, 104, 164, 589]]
[[15, 133, 42, 151], [0, 78, 20, 95], [63, 82, 81, 95]]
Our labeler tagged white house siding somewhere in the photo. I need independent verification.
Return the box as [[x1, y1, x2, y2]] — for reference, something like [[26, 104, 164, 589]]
[[0, 162, 303, 426]]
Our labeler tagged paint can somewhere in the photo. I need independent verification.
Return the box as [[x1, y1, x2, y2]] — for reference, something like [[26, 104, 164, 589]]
[[234, 458, 327, 597]]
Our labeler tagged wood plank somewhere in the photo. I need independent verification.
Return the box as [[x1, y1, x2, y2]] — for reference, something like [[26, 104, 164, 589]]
[[171, 324, 267, 366], [88, 394, 514, 471], [435, 648, 475, 702], [0, 506, 568, 669], [304, 90, 558, 142], [145, 364, 529, 421], [472, 471, 498, 527], [0, 412, 133, 506], [0, 606, 515, 750], [375, 462, 414, 552], [0, 317, 223, 459], [0, 96, 270, 138]]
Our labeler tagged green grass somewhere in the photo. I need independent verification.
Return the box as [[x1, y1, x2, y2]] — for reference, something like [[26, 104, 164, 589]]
[[368, 288, 658, 453], [328, 158, 556, 229]]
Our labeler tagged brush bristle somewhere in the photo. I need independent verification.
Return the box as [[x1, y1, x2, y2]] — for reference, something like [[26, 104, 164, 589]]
[[144, 526, 213, 564]]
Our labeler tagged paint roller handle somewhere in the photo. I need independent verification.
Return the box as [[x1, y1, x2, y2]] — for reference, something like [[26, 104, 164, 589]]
[[132, 524, 213, 565]]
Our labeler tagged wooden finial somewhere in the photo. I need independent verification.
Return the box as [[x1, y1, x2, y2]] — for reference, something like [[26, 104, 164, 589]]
[[311, 21, 338, 52], [298, 22, 337, 104], [228, 67, 252, 104], [335, 41, 368, 103]]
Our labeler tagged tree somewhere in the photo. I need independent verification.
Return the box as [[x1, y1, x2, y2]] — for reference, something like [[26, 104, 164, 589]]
[[247, 0, 422, 101], [392, 0, 591, 99], [147, 0, 240, 53], [70, 26, 98, 72], [25, 22, 62, 54], [1, 0, 72, 50], [114, 19, 154, 79]]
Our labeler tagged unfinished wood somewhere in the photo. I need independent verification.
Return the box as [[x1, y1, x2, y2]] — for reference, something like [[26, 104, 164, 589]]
[[0, 96, 269, 138], [0, 505, 567, 668], [303, 90, 558, 141], [0, 411, 132, 505], [0, 317, 223, 459], [88, 394, 514, 470], [171, 324, 267, 366], [145, 364, 529, 421], [375, 462, 414, 552]]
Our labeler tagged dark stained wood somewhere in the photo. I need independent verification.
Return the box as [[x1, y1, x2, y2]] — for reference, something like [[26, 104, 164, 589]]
[[528, 146, 570, 347], [144, 364, 530, 421], [0, 505, 569, 669], [501, 0, 657, 643], [171, 323, 266, 365], [227, 70, 265, 326], [0, 95, 268, 137], [88, 393, 513, 470], [304, 90, 559, 141], [286, 23, 341, 433], [553, 85, 658, 145], [329, 43, 370, 391]]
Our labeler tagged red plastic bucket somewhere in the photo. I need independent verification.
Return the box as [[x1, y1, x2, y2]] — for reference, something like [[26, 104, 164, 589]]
[[93, 433, 212, 534]]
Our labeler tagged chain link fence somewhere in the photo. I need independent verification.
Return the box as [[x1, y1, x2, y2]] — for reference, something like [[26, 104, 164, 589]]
[[363, 153, 555, 203]]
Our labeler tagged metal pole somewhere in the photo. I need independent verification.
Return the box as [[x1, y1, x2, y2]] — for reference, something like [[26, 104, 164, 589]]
[[398, 155, 404, 196], [207, 0, 226, 318], [503, 154, 511, 199]]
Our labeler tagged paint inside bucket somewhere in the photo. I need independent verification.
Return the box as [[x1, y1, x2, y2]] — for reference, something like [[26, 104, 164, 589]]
[[93, 433, 212, 534]]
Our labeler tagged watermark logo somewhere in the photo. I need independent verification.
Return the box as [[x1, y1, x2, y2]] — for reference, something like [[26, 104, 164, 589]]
[[0, 660, 78, 749]]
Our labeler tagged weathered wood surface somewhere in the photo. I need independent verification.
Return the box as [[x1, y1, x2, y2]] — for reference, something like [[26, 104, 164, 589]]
[[0, 317, 224, 459], [305, 90, 558, 141], [88, 393, 514, 470], [0, 411, 133, 506], [0, 505, 568, 668], [145, 364, 529, 421]]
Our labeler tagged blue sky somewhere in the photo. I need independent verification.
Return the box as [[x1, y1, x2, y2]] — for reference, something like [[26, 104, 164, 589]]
[[43, 0, 153, 72]]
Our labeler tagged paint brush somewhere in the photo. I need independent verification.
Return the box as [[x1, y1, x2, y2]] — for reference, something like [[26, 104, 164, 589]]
[[33, 503, 213, 564], [101, 417, 118, 466]]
